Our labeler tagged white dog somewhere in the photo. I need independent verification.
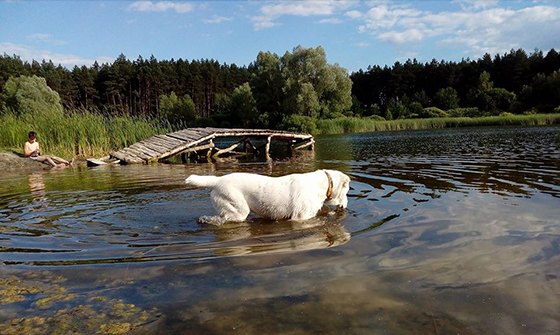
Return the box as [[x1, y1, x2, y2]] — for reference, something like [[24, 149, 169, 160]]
[[185, 169, 350, 224]]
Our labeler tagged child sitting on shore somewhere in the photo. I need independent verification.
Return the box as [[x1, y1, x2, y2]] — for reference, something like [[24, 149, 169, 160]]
[[24, 131, 73, 168]]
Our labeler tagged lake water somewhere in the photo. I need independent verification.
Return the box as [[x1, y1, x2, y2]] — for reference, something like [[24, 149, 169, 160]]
[[0, 126, 559, 334]]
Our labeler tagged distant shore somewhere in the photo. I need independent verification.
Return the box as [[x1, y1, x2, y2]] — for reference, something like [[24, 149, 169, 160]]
[[313, 113, 560, 135]]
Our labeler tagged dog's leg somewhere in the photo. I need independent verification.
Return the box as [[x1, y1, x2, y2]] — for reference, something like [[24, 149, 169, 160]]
[[210, 189, 251, 223]]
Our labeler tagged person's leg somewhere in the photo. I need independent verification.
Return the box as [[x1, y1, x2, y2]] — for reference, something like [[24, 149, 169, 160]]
[[50, 156, 72, 166], [35, 156, 57, 167]]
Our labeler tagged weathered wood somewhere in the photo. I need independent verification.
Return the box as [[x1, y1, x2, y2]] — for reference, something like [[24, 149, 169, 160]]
[[154, 135, 183, 146], [122, 147, 152, 160], [179, 142, 215, 154], [167, 132, 199, 142], [129, 142, 161, 156], [86, 157, 121, 167], [137, 140, 170, 154], [111, 151, 144, 164], [265, 136, 272, 159], [145, 138, 177, 150], [108, 127, 313, 164], [293, 139, 315, 150], [212, 142, 240, 158]]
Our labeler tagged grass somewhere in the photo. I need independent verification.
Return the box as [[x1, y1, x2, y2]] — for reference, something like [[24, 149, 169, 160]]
[[315, 113, 560, 135], [0, 109, 171, 158]]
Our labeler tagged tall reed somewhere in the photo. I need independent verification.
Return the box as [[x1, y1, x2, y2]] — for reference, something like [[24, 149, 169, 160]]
[[0, 109, 170, 158], [315, 114, 560, 135]]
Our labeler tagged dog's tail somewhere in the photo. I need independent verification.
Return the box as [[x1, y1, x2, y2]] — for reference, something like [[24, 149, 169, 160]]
[[185, 174, 220, 188]]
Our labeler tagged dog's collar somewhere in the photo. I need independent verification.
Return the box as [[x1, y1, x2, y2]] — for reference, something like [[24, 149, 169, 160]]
[[324, 170, 334, 200]]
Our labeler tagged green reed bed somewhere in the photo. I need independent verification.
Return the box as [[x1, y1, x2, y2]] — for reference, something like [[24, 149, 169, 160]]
[[0, 109, 170, 158], [315, 114, 560, 135]]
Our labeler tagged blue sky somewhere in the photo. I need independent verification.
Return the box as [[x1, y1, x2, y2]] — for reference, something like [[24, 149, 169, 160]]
[[1, 0, 559, 72]]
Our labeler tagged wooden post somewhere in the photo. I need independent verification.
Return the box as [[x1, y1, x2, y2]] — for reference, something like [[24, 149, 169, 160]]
[[265, 136, 272, 161]]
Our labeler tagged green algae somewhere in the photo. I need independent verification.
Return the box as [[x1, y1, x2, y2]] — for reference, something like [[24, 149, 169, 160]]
[[0, 273, 158, 335]]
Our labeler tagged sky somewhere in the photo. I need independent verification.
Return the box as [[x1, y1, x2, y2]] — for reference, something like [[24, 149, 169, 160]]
[[1, 0, 560, 73]]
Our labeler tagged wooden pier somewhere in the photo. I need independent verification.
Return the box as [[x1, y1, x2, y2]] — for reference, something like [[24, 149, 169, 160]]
[[89, 128, 314, 165]]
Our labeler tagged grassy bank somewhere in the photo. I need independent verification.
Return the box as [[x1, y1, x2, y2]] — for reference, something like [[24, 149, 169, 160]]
[[0, 110, 171, 158], [315, 113, 560, 135]]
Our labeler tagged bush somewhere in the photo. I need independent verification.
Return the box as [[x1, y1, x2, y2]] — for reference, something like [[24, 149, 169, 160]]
[[434, 87, 460, 110], [279, 114, 317, 134], [447, 107, 481, 117], [421, 107, 448, 118], [367, 115, 386, 121], [1, 75, 63, 117]]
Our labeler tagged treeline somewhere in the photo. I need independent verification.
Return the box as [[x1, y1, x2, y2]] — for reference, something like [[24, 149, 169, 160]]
[[0, 46, 352, 129], [0, 54, 250, 119], [1, 47, 560, 130], [351, 49, 560, 119]]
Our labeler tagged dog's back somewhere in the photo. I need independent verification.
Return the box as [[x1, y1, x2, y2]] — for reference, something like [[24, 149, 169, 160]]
[[185, 175, 220, 188]]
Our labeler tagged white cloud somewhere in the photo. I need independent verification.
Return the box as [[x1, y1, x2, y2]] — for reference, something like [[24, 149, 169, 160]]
[[260, 1, 344, 17], [204, 15, 232, 24], [252, 0, 352, 30], [252, 16, 277, 30], [128, 1, 194, 14], [377, 29, 423, 44], [27, 33, 66, 46], [353, 2, 560, 57], [318, 18, 343, 24], [345, 10, 362, 19], [0, 43, 112, 68], [452, 0, 499, 10]]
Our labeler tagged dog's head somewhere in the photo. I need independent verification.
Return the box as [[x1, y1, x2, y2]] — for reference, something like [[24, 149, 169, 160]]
[[324, 170, 351, 210]]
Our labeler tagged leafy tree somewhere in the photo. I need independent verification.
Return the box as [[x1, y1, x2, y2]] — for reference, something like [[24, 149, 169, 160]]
[[159, 91, 196, 126], [280, 46, 352, 119], [434, 87, 460, 110], [408, 101, 424, 118], [466, 71, 516, 114], [1, 75, 63, 116], [229, 83, 257, 127], [249, 51, 283, 127], [387, 98, 409, 119]]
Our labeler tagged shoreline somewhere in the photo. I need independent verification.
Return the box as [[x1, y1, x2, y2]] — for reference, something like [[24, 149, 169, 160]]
[[314, 113, 560, 135], [1, 118, 558, 169]]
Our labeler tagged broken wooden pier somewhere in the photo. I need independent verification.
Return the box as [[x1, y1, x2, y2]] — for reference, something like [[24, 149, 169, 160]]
[[88, 127, 314, 165]]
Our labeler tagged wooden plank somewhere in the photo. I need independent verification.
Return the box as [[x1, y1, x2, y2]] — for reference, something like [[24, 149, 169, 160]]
[[117, 149, 145, 162], [144, 137, 177, 150], [167, 132, 199, 142], [87, 158, 121, 166], [137, 140, 170, 154], [293, 139, 315, 150], [212, 142, 240, 158], [174, 129, 203, 138], [180, 134, 215, 149], [147, 136, 180, 149], [122, 147, 152, 160], [111, 151, 144, 164], [180, 142, 214, 154], [160, 134, 188, 145], [154, 135, 184, 146], [158, 140, 211, 160], [129, 143, 161, 156]]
